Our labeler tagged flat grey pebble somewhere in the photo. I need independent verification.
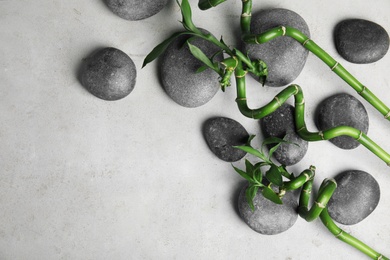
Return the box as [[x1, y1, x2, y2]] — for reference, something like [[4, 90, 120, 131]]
[[242, 8, 310, 87], [328, 170, 380, 225], [261, 104, 308, 165], [203, 117, 249, 162], [81, 47, 136, 101], [238, 184, 298, 235], [160, 30, 223, 108], [335, 19, 389, 64], [316, 93, 369, 149], [105, 0, 168, 21]]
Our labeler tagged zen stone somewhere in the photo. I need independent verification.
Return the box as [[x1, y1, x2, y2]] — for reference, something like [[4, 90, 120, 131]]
[[328, 170, 380, 225], [316, 93, 369, 149], [105, 0, 168, 21], [203, 117, 249, 162], [242, 8, 310, 87], [335, 19, 389, 64], [238, 184, 298, 235], [160, 30, 223, 107], [81, 47, 136, 101], [261, 104, 308, 165]]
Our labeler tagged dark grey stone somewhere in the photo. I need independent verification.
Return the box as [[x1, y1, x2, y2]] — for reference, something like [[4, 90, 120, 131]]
[[328, 170, 380, 225], [238, 184, 298, 235], [203, 117, 249, 162], [160, 30, 223, 108], [242, 8, 310, 87], [261, 104, 308, 165], [316, 93, 369, 149], [105, 0, 168, 21], [335, 19, 389, 64], [81, 47, 136, 101]]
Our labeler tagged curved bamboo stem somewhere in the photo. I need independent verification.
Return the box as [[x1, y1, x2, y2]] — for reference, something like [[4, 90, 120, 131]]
[[242, 26, 390, 120], [234, 62, 390, 165]]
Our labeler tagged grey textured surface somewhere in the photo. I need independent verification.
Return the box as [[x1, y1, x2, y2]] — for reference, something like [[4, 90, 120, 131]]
[[328, 170, 380, 225], [81, 47, 136, 101], [160, 30, 223, 108], [238, 184, 298, 235], [242, 8, 310, 87], [261, 104, 308, 165], [203, 117, 249, 162], [335, 19, 389, 64], [105, 0, 168, 21], [316, 93, 369, 149]]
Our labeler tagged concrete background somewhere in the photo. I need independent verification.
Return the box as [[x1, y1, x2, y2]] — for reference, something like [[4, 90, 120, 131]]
[[1, 0, 389, 259]]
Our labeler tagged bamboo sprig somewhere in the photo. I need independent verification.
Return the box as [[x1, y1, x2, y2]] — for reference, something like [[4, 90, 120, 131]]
[[234, 142, 389, 259]]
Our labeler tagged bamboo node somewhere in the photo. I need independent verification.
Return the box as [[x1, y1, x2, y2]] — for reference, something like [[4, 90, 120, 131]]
[[331, 62, 339, 71], [335, 230, 343, 238], [297, 126, 306, 132], [254, 36, 260, 44], [319, 131, 325, 140], [358, 85, 366, 95], [304, 172, 310, 182], [315, 201, 326, 209], [296, 98, 305, 106], [302, 38, 311, 46], [274, 96, 282, 107], [356, 131, 363, 141], [235, 70, 248, 78], [241, 12, 252, 18], [235, 97, 247, 101], [281, 26, 286, 36], [377, 255, 383, 260], [384, 111, 390, 119]]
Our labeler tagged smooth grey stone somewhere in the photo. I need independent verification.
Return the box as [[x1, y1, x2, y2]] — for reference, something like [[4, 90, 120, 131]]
[[160, 30, 223, 107], [105, 0, 168, 21], [261, 104, 308, 165], [242, 8, 310, 87], [203, 117, 249, 162], [238, 184, 298, 235], [316, 93, 369, 149], [335, 19, 389, 64], [328, 170, 380, 225], [81, 47, 136, 101]]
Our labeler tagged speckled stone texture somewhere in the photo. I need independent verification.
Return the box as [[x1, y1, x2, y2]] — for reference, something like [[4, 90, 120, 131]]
[[238, 184, 298, 235], [203, 117, 249, 162], [160, 30, 223, 108], [261, 104, 308, 165], [316, 93, 369, 149], [328, 170, 380, 225], [105, 0, 168, 21], [242, 8, 310, 87], [334, 19, 389, 64], [81, 47, 136, 101]]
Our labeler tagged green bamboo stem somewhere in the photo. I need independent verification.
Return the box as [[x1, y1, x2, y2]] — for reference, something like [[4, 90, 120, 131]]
[[198, 0, 226, 10], [241, 0, 252, 35], [320, 208, 389, 260], [299, 178, 337, 222], [242, 26, 390, 120], [234, 65, 390, 165]]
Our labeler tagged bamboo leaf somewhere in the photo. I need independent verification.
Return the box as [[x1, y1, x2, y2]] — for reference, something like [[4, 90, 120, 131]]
[[253, 165, 263, 184], [196, 65, 208, 73], [187, 42, 219, 73], [234, 145, 269, 162], [245, 159, 254, 177], [179, 0, 199, 33], [262, 186, 283, 204], [232, 165, 253, 183], [246, 185, 259, 211], [265, 164, 283, 187], [142, 31, 191, 68]]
